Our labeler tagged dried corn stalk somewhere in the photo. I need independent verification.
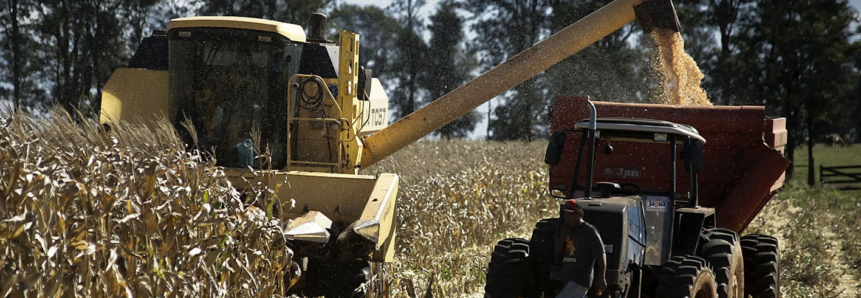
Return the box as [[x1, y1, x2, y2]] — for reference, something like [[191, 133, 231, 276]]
[[0, 108, 294, 298]]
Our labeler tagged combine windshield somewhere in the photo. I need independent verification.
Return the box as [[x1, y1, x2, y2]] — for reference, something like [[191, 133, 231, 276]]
[[169, 28, 302, 168]]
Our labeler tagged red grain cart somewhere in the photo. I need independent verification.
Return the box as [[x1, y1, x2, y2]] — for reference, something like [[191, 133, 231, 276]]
[[486, 97, 788, 298]]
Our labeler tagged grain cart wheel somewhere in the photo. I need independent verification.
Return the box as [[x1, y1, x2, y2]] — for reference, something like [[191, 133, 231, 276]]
[[656, 255, 718, 298], [485, 238, 531, 298], [305, 259, 373, 298], [698, 228, 744, 298], [740, 234, 780, 298], [528, 218, 559, 297]]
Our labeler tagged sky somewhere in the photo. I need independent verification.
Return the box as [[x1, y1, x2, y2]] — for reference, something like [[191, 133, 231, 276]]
[[341, 0, 861, 140]]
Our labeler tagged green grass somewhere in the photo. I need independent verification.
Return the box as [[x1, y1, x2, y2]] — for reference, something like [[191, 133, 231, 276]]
[[791, 144, 861, 185], [763, 144, 861, 295]]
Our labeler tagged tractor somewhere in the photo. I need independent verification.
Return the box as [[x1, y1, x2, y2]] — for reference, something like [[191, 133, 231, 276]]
[[485, 98, 788, 298]]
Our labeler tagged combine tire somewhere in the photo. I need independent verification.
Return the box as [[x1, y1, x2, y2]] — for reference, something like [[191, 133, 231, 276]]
[[698, 228, 744, 298], [485, 238, 531, 298], [656, 255, 718, 298], [740, 234, 780, 298], [528, 218, 560, 297]]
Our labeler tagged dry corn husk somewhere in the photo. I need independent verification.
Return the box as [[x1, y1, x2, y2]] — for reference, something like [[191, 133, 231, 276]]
[[0, 107, 293, 297]]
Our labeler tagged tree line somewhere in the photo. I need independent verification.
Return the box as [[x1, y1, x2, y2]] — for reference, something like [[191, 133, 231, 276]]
[[1, 0, 860, 179]]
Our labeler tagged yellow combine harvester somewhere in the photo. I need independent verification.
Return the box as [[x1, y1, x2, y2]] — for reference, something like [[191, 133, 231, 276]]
[[99, 0, 680, 296]]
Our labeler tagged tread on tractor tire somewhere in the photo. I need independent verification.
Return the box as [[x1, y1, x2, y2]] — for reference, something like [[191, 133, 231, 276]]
[[485, 238, 531, 298], [656, 255, 719, 298], [528, 218, 559, 297], [740, 234, 780, 298], [698, 228, 744, 298]]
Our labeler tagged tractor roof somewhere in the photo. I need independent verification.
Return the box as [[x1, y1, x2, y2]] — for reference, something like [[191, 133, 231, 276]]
[[574, 117, 706, 143], [167, 16, 307, 42]]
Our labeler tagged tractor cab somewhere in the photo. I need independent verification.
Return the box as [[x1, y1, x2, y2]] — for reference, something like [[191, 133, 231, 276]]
[[541, 103, 714, 295], [546, 117, 705, 206]]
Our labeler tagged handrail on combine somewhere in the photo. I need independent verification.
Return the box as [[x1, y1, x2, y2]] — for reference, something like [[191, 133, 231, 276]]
[[286, 74, 347, 172]]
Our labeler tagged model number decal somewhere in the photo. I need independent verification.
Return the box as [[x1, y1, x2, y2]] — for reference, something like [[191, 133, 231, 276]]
[[370, 108, 387, 126]]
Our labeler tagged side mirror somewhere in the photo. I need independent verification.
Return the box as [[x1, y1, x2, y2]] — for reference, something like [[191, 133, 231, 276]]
[[545, 132, 566, 165], [357, 67, 372, 101], [685, 138, 703, 174]]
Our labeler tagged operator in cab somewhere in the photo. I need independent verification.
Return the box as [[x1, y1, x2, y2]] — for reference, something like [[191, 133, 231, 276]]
[[554, 199, 607, 298]]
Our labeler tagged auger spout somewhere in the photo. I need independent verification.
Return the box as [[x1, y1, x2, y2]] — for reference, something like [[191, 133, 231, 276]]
[[359, 0, 681, 169]]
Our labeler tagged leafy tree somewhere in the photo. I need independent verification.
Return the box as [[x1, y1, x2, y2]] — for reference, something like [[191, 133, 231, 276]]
[[732, 0, 859, 182], [0, 0, 168, 116], [28, 0, 125, 116], [463, 0, 552, 140], [196, 0, 331, 25], [422, 0, 478, 139], [0, 0, 47, 111], [329, 4, 400, 84], [125, 0, 165, 52], [544, 0, 652, 105], [387, 0, 428, 119], [677, 0, 760, 106]]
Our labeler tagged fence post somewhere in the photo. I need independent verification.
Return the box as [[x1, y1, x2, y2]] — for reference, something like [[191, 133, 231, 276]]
[[819, 164, 823, 185]]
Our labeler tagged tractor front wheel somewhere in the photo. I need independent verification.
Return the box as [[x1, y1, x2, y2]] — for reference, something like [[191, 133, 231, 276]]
[[656, 255, 719, 298], [485, 238, 531, 298], [699, 228, 744, 298], [528, 218, 559, 297]]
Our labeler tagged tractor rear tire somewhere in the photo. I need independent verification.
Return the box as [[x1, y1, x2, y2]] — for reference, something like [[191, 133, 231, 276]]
[[485, 238, 531, 298], [698, 228, 744, 298], [740, 234, 780, 298], [656, 255, 718, 298], [528, 218, 559, 297]]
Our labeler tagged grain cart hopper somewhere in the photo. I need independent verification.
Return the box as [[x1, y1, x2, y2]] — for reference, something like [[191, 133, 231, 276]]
[[99, 0, 683, 296], [485, 97, 788, 298]]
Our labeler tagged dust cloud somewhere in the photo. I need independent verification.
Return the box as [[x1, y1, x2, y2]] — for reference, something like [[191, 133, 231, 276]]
[[649, 29, 712, 106]]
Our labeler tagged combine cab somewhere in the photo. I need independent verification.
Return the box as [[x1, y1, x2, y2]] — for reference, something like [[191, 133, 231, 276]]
[[485, 97, 788, 298]]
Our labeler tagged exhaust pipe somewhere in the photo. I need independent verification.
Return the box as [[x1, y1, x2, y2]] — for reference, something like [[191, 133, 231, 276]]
[[307, 12, 330, 43]]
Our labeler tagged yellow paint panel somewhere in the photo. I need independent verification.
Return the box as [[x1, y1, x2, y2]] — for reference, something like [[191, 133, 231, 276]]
[[357, 173, 398, 261], [226, 170, 378, 222], [358, 79, 390, 136], [225, 170, 400, 261], [168, 16, 307, 42], [100, 68, 170, 126]]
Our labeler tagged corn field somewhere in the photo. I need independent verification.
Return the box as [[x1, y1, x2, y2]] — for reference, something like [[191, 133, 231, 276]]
[[0, 109, 295, 297], [2, 108, 859, 297], [364, 141, 556, 297]]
